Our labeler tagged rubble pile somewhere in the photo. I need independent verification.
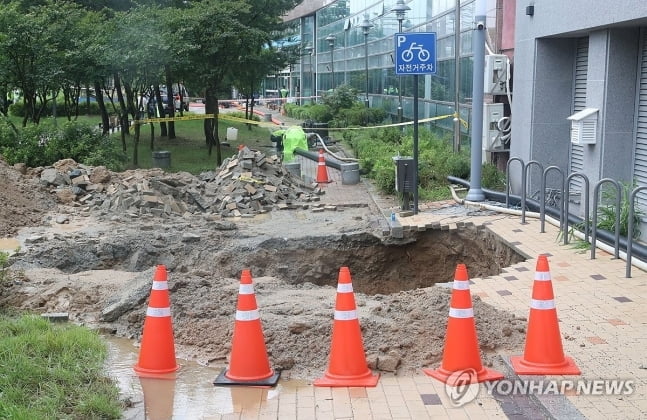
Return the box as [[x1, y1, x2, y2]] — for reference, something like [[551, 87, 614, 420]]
[[38, 148, 326, 219]]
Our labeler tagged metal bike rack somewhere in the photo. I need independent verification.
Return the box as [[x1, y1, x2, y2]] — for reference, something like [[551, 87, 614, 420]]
[[540, 166, 565, 233], [522, 161, 543, 224], [591, 178, 621, 260], [626, 186, 647, 277], [505, 157, 524, 209], [563, 173, 590, 245]]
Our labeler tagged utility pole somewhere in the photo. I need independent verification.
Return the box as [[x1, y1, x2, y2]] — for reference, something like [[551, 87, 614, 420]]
[[466, 0, 486, 202]]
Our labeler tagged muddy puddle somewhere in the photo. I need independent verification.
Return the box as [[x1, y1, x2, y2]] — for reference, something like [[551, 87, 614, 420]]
[[0, 237, 20, 253], [106, 337, 305, 419]]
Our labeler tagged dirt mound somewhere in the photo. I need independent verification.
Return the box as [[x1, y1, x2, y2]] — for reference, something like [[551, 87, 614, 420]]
[[2, 266, 526, 381], [0, 155, 527, 381], [0, 158, 55, 237], [167, 274, 526, 380]]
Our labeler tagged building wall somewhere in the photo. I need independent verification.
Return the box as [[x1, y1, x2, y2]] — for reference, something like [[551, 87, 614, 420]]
[[286, 0, 488, 137], [510, 1, 647, 197]]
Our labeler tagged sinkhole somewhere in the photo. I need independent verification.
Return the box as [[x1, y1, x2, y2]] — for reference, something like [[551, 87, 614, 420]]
[[226, 225, 527, 294]]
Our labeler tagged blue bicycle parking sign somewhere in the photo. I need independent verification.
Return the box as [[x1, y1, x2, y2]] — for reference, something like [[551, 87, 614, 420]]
[[394, 32, 437, 75]]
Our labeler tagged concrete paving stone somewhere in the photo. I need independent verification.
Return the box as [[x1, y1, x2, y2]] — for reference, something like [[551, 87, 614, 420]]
[[425, 405, 449, 417], [297, 395, 316, 408], [221, 107, 647, 418]]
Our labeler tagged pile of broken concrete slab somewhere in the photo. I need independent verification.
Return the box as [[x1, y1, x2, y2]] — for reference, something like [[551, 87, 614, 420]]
[[38, 147, 326, 219]]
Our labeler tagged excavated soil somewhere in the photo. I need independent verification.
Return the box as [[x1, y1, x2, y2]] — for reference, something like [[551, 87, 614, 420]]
[[0, 157, 528, 381]]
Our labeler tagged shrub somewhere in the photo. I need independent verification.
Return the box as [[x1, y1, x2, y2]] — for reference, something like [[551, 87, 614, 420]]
[[321, 84, 359, 115], [481, 162, 506, 191], [307, 104, 333, 123], [334, 105, 387, 127], [227, 111, 260, 122], [0, 120, 127, 170], [8, 99, 103, 118]]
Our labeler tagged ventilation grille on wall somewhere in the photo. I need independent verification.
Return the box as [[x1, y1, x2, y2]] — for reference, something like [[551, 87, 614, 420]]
[[567, 107, 598, 145]]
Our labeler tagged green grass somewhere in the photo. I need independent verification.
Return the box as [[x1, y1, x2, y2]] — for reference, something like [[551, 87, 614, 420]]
[[0, 314, 122, 419], [124, 118, 276, 173], [5, 113, 279, 174]]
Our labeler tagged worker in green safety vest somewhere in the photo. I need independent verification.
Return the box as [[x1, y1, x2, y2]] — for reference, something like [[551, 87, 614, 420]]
[[278, 125, 308, 162]]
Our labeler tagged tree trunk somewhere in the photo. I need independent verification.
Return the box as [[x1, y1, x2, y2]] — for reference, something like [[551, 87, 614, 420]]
[[0, 85, 7, 115], [85, 84, 91, 116], [165, 67, 176, 139], [133, 119, 140, 166], [94, 80, 110, 135], [204, 86, 222, 164], [153, 83, 168, 137], [113, 73, 129, 152], [150, 123, 155, 150]]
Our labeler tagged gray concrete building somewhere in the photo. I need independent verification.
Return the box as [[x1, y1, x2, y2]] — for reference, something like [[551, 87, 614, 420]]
[[510, 1, 647, 224]]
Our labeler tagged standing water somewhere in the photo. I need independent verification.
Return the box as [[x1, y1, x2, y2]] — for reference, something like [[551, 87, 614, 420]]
[[105, 337, 302, 419]]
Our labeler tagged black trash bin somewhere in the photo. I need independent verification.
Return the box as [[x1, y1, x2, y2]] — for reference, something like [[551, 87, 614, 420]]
[[152, 151, 171, 168], [312, 122, 329, 140]]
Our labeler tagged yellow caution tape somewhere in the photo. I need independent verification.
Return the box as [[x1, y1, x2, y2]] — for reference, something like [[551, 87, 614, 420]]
[[308, 113, 469, 131], [135, 111, 469, 131], [136, 114, 217, 123], [238, 175, 266, 184], [137, 112, 277, 127]]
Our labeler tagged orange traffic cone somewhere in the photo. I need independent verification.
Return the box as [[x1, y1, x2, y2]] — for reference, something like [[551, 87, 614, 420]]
[[134, 265, 179, 377], [423, 264, 504, 384], [314, 267, 379, 387], [316, 149, 331, 184], [510, 255, 580, 375], [214, 269, 280, 386]]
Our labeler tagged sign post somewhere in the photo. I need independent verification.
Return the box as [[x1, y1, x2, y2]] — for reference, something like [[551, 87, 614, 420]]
[[394, 32, 437, 214]]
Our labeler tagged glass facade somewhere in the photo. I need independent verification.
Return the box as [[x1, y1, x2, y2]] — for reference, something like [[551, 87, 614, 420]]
[[285, 0, 483, 137]]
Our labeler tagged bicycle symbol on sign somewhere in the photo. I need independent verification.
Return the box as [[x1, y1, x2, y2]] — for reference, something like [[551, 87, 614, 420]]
[[401, 42, 431, 62]]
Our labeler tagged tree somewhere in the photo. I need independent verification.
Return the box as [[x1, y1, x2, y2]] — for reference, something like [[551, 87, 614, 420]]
[[180, 0, 300, 164], [233, 47, 290, 124], [0, 2, 67, 125], [106, 6, 171, 164]]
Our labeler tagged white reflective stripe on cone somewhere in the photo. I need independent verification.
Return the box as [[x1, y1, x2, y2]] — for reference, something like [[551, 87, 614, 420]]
[[236, 309, 260, 321], [448, 307, 474, 318], [453, 281, 470, 290], [334, 309, 357, 321], [530, 299, 555, 310], [337, 283, 353, 293], [147, 307, 171, 317], [239, 284, 255, 295], [152, 281, 168, 290], [534, 271, 551, 281]]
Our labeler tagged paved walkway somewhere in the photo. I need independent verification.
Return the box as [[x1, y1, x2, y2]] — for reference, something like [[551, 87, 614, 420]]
[[152, 107, 646, 419]]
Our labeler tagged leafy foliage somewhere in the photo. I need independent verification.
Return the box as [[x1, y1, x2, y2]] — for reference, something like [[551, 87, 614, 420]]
[[321, 84, 358, 115], [481, 162, 506, 191], [597, 181, 643, 239], [0, 120, 126, 169], [348, 127, 469, 199]]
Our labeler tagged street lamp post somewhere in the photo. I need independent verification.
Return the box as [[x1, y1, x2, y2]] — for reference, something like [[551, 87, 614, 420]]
[[359, 15, 374, 109], [392, 0, 410, 123], [325, 35, 336, 90], [454, 0, 461, 152], [304, 43, 314, 103]]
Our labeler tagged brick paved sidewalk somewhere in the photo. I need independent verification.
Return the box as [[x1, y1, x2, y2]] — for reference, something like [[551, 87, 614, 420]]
[[219, 107, 647, 419]]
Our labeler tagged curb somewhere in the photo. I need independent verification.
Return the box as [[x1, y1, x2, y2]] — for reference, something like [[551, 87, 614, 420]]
[[496, 355, 586, 419]]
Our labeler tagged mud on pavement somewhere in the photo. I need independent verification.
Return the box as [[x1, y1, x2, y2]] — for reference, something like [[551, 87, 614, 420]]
[[0, 155, 528, 380]]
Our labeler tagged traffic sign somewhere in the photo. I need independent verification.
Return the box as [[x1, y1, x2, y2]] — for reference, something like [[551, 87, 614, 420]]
[[394, 32, 437, 75]]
